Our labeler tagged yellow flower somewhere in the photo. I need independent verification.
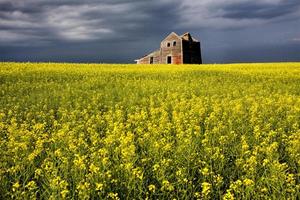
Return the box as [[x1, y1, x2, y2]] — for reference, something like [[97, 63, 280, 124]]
[[201, 182, 211, 197], [161, 180, 174, 192], [132, 168, 143, 180], [223, 190, 234, 200], [153, 164, 160, 172], [89, 163, 99, 174], [12, 182, 20, 192], [201, 167, 210, 176], [61, 189, 69, 199], [148, 184, 156, 192], [262, 159, 269, 166], [261, 187, 268, 193], [107, 192, 120, 200], [96, 183, 104, 191], [243, 178, 254, 187], [194, 192, 201, 198], [26, 180, 37, 191]]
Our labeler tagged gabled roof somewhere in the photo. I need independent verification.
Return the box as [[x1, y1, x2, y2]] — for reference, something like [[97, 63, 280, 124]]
[[161, 32, 181, 43], [135, 49, 160, 61], [180, 32, 199, 42], [161, 32, 199, 43], [135, 32, 200, 61], [169, 32, 181, 38], [180, 32, 190, 38]]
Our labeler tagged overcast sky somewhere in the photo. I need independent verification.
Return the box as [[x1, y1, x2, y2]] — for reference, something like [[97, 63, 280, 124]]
[[1, 0, 300, 63]]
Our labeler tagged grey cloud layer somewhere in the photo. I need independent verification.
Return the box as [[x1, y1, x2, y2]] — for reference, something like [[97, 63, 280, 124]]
[[0, 0, 300, 63], [2, 0, 299, 43], [221, 0, 300, 19], [0, 0, 182, 44], [180, 0, 300, 29]]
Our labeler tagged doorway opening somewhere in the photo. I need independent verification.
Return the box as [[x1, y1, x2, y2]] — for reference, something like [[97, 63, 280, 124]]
[[150, 57, 153, 64], [167, 56, 172, 64]]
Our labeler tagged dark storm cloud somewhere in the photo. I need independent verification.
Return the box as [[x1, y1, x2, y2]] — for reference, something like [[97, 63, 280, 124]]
[[0, 0, 300, 63], [0, 0, 182, 44], [221, 0, 300, 20]]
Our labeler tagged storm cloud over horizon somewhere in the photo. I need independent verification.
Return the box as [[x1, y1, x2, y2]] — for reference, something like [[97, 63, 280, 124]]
[[1, 0, 300, 63]]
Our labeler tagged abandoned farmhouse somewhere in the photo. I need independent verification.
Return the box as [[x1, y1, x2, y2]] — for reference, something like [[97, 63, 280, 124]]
[[135, 32, 202, 64]]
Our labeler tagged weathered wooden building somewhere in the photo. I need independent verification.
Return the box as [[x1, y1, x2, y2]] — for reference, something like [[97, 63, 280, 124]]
[[135, 32, 202, 64]]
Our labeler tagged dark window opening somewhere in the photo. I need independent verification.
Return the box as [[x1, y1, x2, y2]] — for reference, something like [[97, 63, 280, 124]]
[[167, 56, 172, 64], [167, 43, 171, 47], [150, 57, 153, 64], [173, 41, 176, 46]]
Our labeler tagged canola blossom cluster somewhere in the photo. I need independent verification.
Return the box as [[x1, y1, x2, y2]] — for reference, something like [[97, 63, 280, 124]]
[[0, 62, 300, 199]]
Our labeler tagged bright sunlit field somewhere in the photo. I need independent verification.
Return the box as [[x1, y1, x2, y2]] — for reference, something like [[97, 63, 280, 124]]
[[0, 62, 300, 199]]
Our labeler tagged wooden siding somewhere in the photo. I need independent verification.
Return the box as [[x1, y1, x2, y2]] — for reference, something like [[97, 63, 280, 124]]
[[136, 50, 160, 64], [182, 40, 202, 64], [160, 33, 182, 64], [136, 32, 202, 64]]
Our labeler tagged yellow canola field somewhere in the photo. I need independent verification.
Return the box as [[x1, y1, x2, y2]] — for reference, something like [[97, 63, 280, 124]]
[[0, 62, 300, 199]]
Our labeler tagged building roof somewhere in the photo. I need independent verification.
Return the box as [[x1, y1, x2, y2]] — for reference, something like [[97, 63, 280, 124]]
[[135, 32, 200, 61], [135, 49, 160, 61], [180, 32, 199, 42]]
